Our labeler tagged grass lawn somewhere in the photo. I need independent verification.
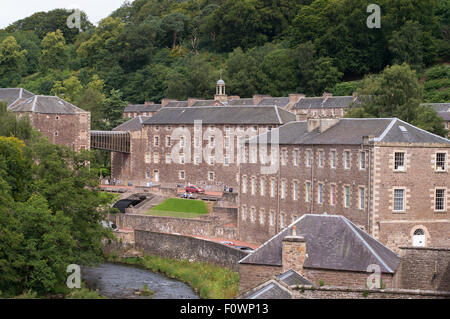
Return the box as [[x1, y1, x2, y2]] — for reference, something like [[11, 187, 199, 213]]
[[147, 198, 209, 218]]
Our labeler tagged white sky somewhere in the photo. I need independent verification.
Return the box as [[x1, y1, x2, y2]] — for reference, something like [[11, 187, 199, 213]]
[[0, 0, 129, 29]]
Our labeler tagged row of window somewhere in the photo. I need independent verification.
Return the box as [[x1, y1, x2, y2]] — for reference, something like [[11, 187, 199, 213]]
[[241, 206, 299, 229], [145, 153, 233, 166], [280, 149, 366, 170], [242, 177, 365, 209], [145, 170, 216, 182], [242, 176, 448, 212], [151, 125, 269, 133]]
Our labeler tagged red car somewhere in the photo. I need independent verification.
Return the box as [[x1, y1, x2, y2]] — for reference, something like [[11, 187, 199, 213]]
[[185, 185, 205, 193]]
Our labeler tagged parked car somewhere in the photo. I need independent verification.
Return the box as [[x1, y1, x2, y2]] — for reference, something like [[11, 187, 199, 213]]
[[185, 185, 205, 193], [220, 241, 234, 246], [233, 245, 254, 252]]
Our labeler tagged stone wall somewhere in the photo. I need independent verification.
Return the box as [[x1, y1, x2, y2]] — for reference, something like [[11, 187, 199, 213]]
[[238, 264, 283, 293], [395, 247, 450, 291], [134, 230, 248, 271], [26, 112, 90, 151], [373, 144, 450, 251], [114, 212, 237, 240], [303, 268, 394, 289], [291, 285, 450, 299], [238, 143, 372, 244]]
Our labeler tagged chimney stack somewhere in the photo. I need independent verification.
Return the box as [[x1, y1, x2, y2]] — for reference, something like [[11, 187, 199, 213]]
[[323, 92, 333, 99], [282, 226, 307, 274], [289, 93, 305, 106], [144, 101, 155, 106], [252, 94, 271, 105], [188, 98, 199, 107], [307, 118, 339, 133], [161, 98, 176, 107]]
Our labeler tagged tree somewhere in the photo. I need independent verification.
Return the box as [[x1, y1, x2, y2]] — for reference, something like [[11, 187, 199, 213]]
[[100, 89, 127, 130], [346, 63, 447, 136], [310, 57, 343, 95], [76, 75, 106, 130], [39, 30, 68, 72], [0, 36, 27, 87], [161, 12, 190, 49], [389, 21, 425, 71], [0, 102, 33, 142]]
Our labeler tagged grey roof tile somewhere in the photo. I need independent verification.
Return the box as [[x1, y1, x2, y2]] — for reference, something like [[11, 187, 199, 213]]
[[245, 281, 292, 299], [228, 98, 254, 106], [8, 95, 87, 114], [239, 214, 400, 274], [251, 118, 450, 145], [143, 106, 296, 125], [0, 88, 35, 107], [421, 103, 450, 113], [277, 269, 312, 286], [165, 101, 189, 108], [113, 116, 149, 131], [293, 96, 356, 109], [437, 111, 450, 122], [124, 104, 161, 113], [258, 97, 290, 107]]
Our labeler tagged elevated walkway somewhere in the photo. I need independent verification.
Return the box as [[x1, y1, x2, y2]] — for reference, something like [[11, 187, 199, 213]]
[[91, 130, 130, 153]]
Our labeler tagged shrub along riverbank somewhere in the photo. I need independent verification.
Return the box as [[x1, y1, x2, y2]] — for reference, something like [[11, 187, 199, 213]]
[[113, 255, 239, 299]]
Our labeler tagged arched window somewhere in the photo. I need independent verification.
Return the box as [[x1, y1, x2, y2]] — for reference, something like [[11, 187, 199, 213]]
[[413, 228, 426, 247]]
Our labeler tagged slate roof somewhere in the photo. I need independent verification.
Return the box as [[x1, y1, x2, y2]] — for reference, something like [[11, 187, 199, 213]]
[[244, 281, 292, 299], [165, 101, 189, 108], [438, 111, 450, 122], [124, 104, 161, 113], [8, 95, 88, 114], [250, 118, 450, 145], [421, 103, 450, 113], [143, 106, 296, 125], [293, 96, 357, 109], [113, 116, 149, 131], [228, 98, 254, 106], [277, 269, 312, 286], [0, 88, 35, 107], [258, 97, 290, 108], [239, 214, 400, 274], [192, 100, 221, 107]]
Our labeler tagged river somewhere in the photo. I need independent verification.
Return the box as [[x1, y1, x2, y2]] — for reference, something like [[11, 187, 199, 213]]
[[82, 263, 199, 299]]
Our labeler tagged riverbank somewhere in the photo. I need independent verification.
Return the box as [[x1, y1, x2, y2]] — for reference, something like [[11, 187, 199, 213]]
[[109, 254, 239, 299]]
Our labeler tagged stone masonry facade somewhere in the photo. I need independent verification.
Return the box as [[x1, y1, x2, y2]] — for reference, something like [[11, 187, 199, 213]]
[[238, 140, 450, 253]]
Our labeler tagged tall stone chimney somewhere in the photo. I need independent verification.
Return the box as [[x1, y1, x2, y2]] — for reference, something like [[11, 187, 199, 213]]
[[307, 118, 339, 133], [188, 98, 199, 107], [161, 98, 176, 107], [282, 226, 307, 274], [289, 93, 305, 105], [323, 92, 333, 99], [252, 94, 271, 105]]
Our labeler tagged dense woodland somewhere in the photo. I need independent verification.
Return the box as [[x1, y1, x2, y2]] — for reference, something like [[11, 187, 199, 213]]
[[0, 0, 448, 130]]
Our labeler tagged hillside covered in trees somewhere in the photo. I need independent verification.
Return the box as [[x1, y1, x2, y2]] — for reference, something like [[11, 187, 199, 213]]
[[0, 0, 449, 131]]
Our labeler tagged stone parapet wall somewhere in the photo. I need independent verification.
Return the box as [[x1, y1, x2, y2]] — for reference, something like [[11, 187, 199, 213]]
[[134, 230, 248, 271], [291, 285, 450, 299]]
